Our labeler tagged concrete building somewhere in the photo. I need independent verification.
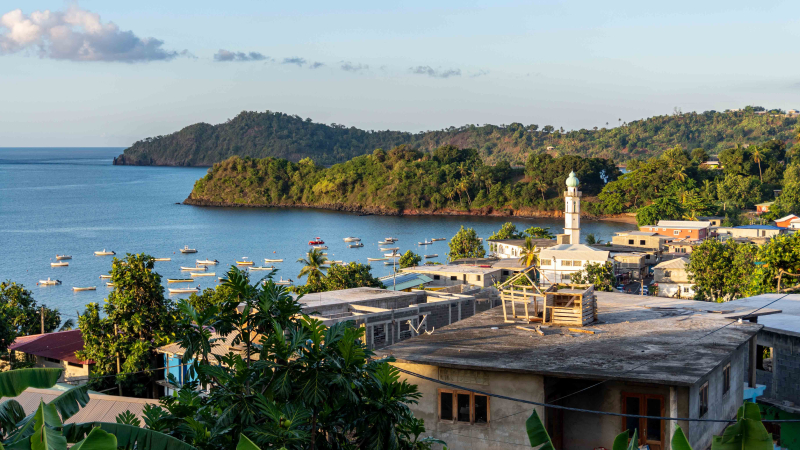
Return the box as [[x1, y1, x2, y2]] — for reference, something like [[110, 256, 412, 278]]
[[774, 215, 800, 229], [384, 292, 767, 450], [539, 244, 610, 284], [715, 225, 786, 239], [564, 171, 581, 244], [487, 238, 556, 259], [756, 202, 774, 215], [401, 264, 502, 288], [642, 221, 712, 240], [666, 241, 700, 255], [611, 231, 670, 250], [9, 330, 92, 383], [652, 257, 694, 299], [610, 251, 649, 281], [698, 216, 725, 227]]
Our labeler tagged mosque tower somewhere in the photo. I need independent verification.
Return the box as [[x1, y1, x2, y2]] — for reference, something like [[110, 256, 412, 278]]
[[564, 171, 581, 244]]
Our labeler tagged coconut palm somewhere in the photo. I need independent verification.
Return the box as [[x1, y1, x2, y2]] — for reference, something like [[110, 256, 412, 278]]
[[297, 248, 329, 283], [518, 237, 539, 268], [673, 166, 687, 182], [752, 147, 763, 182]]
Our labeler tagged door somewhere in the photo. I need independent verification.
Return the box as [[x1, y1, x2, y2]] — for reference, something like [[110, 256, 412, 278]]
[[621, 393, 664, 450]]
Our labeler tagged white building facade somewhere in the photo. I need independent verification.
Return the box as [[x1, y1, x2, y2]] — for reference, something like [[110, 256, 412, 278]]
[[564, 171, 581, 245]]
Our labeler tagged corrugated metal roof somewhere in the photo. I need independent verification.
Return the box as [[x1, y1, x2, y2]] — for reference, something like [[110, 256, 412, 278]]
[[655, 220, 712, 229], [9, 330, 92, 364], [734, 225, 782, 230], [653, 257, 689, 270], [539, 244, 609, 262], [381, 274, 433, 291], [158, 331, 257, 359], [15, 388, 158, 424]]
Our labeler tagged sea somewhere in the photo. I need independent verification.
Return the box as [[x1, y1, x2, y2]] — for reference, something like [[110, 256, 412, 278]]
[[0, 148, 631, 323]]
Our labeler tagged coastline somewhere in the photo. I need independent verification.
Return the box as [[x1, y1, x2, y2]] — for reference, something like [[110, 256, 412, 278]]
[[183, 196, 638, 224]]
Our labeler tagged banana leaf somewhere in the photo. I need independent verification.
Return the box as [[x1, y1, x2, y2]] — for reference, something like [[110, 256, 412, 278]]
[[48, 385, 90, 422], [711, 402, 772, 450], [525, 409, 555, 450], [6, 401, 67, 450], [0, 399, 26, 433], [235, 434, 260, 450], [63, 422, 197, 450], [0, 369, 63, 398], [612, 429, 638, 450], [70, 427, 118, 450], [672, 426, 693, 450]]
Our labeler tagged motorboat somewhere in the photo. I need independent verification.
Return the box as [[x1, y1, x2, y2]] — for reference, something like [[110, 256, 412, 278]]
[[275, 277, 293, 286], [179, 246, 198, 253], [181, 266, 205, 271], [51, 261, 69, 267], [264, 258, 284, 263], [343, 237, 361, 242], [94, 249, 115, 256], [236, 258, 254, 266], [99, 275, 112, 279], [348, 243, 364, 248], [39, 278, 61, 286], [385, 237, 398, 242], [55, 255, 71, 260], [431, 238, 446, 242], [308, 237, 325, 245], [378, 240, 390, 245], [418, 240, 432, 245], [367, 257, 388, 261], [196, 259, 219, 265], [169, 287, 199, 294], [167, 278, 194, 283], [380, 247, 399, 251], [383, 253, 400, 257], [153, 258, 171, 261], [191, 272, 215, 277], [106, 282, 115, 287], [249, 266, 275, 271], [424, 254, 439, 258], [313, 245, 328, 250], [72, 286, 96, 291]]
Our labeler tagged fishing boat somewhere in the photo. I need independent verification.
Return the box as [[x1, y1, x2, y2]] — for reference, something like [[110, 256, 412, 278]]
[[179, 245, 198, 254], [191, 272, 215, 277], [380, 247, 399, 251], [313, 245, 328, 250], [99, 275, 112, 279], [383, 253, 400, 257], [343, 237, 361, 242], [249, 266, 275, 271], [168, 278, 194, 283], [106, 282, 115, 287], [168, 287, 199, 294], [308, 237, 325, 245], [418, 240, 433, 245], [196, 259, 219, 265], [378, 240, 390, 245], [424, 254, 439, 258], [236, 258, 254, 266], [51, 261, 69, 267], [94, 249, 115, 256], [348, 243, 364, 248], [385, 237, 398, 242], [181, 266, 205, 271], [55, 254, 72, 260], [153, 258, 171, 262], [431, 238, 446, 242], [275, 277, 293, 286], [72, 286, 96, 291], [38, 278, 61, 286], [367, 257, 388, 261], [264, 258, 284, 263]]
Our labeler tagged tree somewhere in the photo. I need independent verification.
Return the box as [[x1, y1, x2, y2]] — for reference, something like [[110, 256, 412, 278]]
[[686, 239, 757, 302], [447, 226, 486, 261], [584, 233, 603, 245], [691, 148, 709, 162], [635, 197, 684, 226], [716, 175, 761, 210], [525, 227, 554, 239], [489, 222, 523, 240], [0, 281, 66, 357], [77, 254, 176, 397], [297, 249, 329, 284], [770, 181, 800, 217], [303, 262, 383, 293], [748, 233, 800, 294], [518, 237, 539, 268], [752, 147, 764, 182], [571, 262, 616, 291], [149, 267, 441, 450], [399, 250, 422, 268]]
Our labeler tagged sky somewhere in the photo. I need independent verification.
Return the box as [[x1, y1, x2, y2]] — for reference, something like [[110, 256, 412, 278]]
[[2, 0, 800, 147]]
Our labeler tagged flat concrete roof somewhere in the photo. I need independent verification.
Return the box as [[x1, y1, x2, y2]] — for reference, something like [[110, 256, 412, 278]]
[[403, 265, 501, 275], [488, 238, 557, 248], [298, 287, 419, 309], [725, 294, 800, 336], [382, 292, 764, 386]]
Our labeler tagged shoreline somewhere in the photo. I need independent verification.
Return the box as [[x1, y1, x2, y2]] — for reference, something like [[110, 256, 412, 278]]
[[183, 196, 638, 225]]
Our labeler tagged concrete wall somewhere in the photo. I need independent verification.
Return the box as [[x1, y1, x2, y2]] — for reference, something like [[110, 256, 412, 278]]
[[656, 282, 695, 299], [394, 362, 545, 449], [612, 235, 666, 249], [654, 268, 690, 284], [23, 354, 91, 382], [752, 329, 800, 404]]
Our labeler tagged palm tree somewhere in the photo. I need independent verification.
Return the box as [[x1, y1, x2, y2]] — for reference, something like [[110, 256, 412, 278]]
[[673, 166, 687, 182], [297, 248, 328, 283], [518, 237, 539, 268], [752, 147, 763, 182]]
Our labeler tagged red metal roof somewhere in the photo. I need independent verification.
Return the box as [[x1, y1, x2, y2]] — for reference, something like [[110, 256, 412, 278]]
[[9, 330, 93, 365]]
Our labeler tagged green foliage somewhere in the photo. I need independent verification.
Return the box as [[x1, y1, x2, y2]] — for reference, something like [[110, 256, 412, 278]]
[[489, 223, 523, 241], [612, 429, 638, 450], [525, 409, 554, 450], [296, 249, 328, 284], [518, 237, 539, 268], [686, 240, 758, 302], [571, 262, 616, 291], [77, 254, 176, 396], [717, 175, 762, 209], [525, 227, 554, 239], [447, 226, 486, 261], [671, 426, 693, 450], [0, 281, 64, 353], [749, 233, 800, 294], [770, 181, 800, 217], [0, 369, 62, 397], [711, 403, 772, 450], [399, 251, 422, 269], [303, 262, 382, 294]]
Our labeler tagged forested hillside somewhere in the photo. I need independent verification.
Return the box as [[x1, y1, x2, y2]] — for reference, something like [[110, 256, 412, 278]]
[[115, 106, 800, 167]]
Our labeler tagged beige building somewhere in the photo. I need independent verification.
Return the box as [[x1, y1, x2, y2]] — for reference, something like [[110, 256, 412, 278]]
[[538, 244, 610, 285], [715, 225, 786, 239], [653, 257, 694, 298], [402, 265, 502, 288], [487, 238, 556, 259], [611, 231, 670, 250], [385, 292, 766, 450], [9, 330, 92, 382]]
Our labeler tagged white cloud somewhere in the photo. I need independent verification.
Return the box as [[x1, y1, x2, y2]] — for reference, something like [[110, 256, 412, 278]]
[[0, 6, 184, 62]]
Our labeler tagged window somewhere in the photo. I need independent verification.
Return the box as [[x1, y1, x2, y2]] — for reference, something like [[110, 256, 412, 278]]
[[439, 390, 489, 424], [640, 240, 646, 246], [450, 276, 457, 281], [673, 230, 680, 235], [502, 270, 509, 276], [540, 260, 551, 266], [476, 275, 481, 281], [67, 361, 82, 368], [645, 255, 651, 259], [562, 260, 572, 267], [757, 345, 773, 372], [699, 382, 709, 417], [44, 357, 60, 364], [664, 270, 672, 278], [433, 275, 440, 280], [572, 260, 582, 266], [723, 364, 731, 395], [562, 274, 571, 281], [622, 393, 664, 450], [683, 287, 690, 293], [628, 239, 635, 245]]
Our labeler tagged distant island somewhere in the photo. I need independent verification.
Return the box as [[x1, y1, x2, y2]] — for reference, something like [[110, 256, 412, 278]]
[[115, 106, 800, 167]]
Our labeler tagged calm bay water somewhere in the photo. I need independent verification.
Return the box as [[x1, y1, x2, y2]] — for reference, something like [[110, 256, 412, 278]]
[[0, 148, 630, 320]]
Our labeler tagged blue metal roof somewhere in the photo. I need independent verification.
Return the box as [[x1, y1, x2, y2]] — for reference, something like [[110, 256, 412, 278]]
[[380, 273, 433, 291], [733, 225, 781, 230]]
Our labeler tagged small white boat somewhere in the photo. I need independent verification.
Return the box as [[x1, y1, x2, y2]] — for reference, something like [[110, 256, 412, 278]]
[[313, 245, 328, 250], [349, 243, 364, 248], [181, 266, 205, 271], [94, 249, 115, 256], [196, 259, 219, 265], [343, 237, 361, 242], [72, 286, 96, 291], [264, 258, 284, 263], [431, 238, 446, 242], [275, 278, 293, 286], [167, 278, 194, 283], [39, 278, 61, 286], [191, 272, 215, 277], [384, 253, 400, 257], [169, 287, 199, 294], [384, 261, 398, 266], [153, 258, 171, 262], [55, 255, 72, 260], [51, 261, 69, 267], [418, 240, 432, 245], [106, 282, 115, 287], [179, 246, 198, 254], [99, 275, 112, 279], [385, 237, 398, 242], [380, 247, 399, 251], [367, 257, 388, 261], [249, 266, 275, 271], [425, 254, 439, 258], [378, 240, 390, 245]]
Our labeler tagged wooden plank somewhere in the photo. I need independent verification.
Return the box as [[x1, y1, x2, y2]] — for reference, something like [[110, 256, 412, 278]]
[[569, 328, 595, 334]]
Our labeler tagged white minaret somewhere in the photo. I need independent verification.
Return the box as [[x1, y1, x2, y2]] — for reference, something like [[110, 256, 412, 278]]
[[564, 171, 581, 244]]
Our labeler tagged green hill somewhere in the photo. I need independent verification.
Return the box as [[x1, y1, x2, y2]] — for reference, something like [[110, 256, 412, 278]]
[[115, 106, 800, 167]]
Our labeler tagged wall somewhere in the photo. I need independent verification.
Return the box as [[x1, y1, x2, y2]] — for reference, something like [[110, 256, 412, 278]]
[[752, 329, 800, 404], [656, 282, 694, 299], [612, 235, 666, 249], [409, 269, 501, 288], [28, 354, 90, 382], [393, 362, 545, 449], [654, 268, 690, 284]]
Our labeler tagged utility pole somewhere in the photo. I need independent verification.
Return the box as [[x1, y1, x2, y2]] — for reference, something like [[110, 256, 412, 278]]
[[114, 324, 122, 396], [392, 249, 398, 290], [40, 306, 44, 334]]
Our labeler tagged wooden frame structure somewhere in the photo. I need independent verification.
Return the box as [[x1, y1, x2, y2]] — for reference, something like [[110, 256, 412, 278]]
[[498, 267, 547, 323], [544, 283, 597, 326]]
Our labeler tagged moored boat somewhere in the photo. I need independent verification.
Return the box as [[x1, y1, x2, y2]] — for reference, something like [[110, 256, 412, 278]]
[[39, 278, 61, 286], [51, 261, 69, 267], [383, 253, 400, 257], [367, 257, 388, 261], [264, 258, 284, 263], [153, 258, 171, 261], [249, 266, 275, 271], [385, 237, 398, 242], [191, 272, 215, 277], [196, 259, 219, 265], [179, 245, 198, 253], [343, 237, 361, 242], [94, 249, 115, 256], [106, 282, 115, 287], [168, 278, 194, 283], [431, 238, 446, 242], [72, 286, 96, 291], [275, 277, 293, 286], [55, 255, 71, 260], [313, 245, 328, 250], [348, 243, 364, 248], [418, 240, 432, 245], [308, 237, 325, 245], [181, 266, 205, 271], [384, 261, 398, 266], [168, 287, 199, 294], [378, 240, 390, 245], [380, 247, 399, 251], [424, 254, 439, 258], [99, 275, 112, 279], [237, 258, 254, 266]]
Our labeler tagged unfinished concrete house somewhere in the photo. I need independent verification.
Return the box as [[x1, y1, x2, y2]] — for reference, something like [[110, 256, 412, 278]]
[[382, 292, 774, 450]]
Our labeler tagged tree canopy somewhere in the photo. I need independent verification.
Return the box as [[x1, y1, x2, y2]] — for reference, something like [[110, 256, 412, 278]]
[[448, 226, 486, 261]]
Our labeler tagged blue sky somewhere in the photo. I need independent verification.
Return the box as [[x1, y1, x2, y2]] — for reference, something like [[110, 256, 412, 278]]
[[2, 0, 800, 146]]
